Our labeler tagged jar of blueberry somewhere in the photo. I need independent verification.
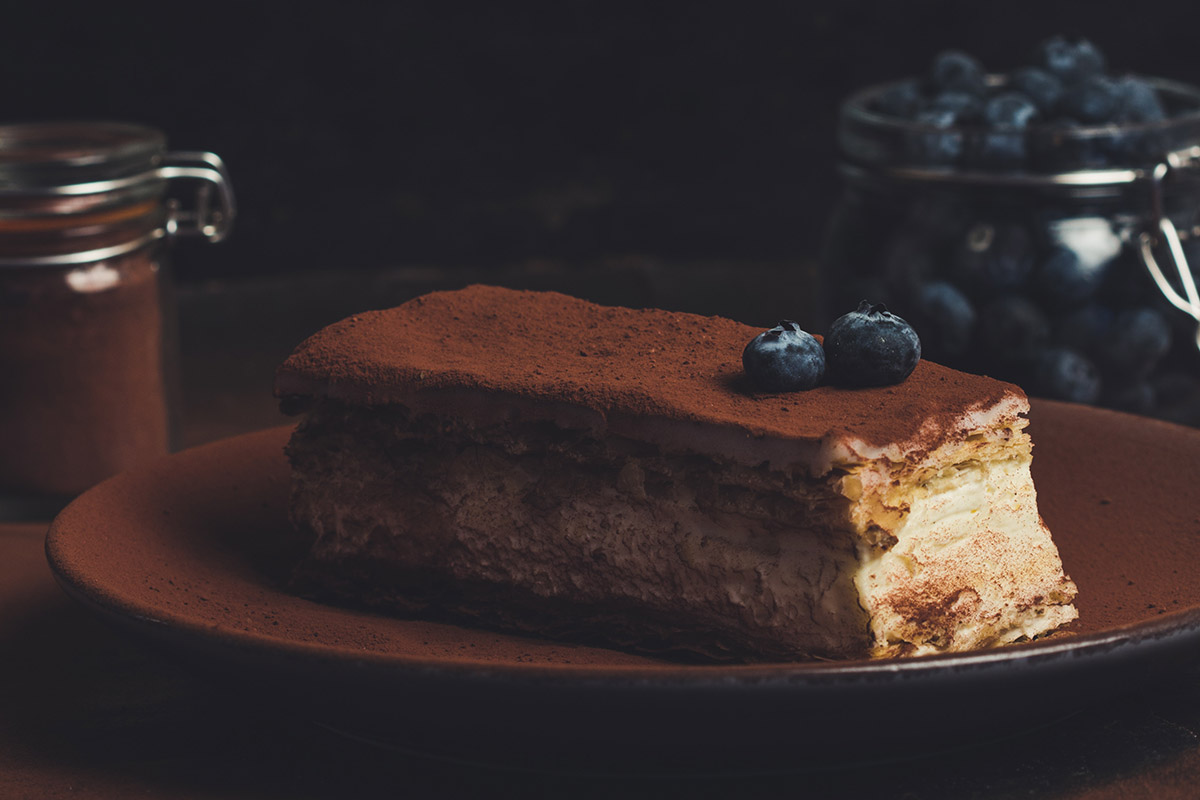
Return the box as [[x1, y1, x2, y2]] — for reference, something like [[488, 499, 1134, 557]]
[[823, 37, 1200, 425]]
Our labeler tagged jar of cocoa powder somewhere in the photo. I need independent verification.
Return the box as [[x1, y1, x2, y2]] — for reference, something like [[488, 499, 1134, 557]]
[[0, 122, 234, 501], [823, 71, 1200, 425]]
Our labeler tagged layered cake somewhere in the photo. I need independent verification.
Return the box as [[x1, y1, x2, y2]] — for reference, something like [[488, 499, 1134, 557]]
[[275, 285, 1077, 661]]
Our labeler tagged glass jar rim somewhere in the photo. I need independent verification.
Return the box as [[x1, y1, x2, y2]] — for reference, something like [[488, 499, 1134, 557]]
[[841, 75, 1200, 141], [0, 121, 166, 192], [839, 75, 1200, 183]]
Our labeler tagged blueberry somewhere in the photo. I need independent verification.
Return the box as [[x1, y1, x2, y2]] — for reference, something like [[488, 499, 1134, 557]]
[[1155, 282, 1200, 341], [1032, 347, 1101, 404], [1035, 36, 1107, 85], [951, 221, 1035, 294], [969, 92, 1036, 167], [930, 50, 986, 96], [912, 281, 976, 359], [1028, 119, 1113, 170], [970, 93, 1040, 167], [1103, 307, 1171, 377], [908, 108, 964, 165], [1058, 76, 1120, 124], [1106, 78, 1168, 164], [1075, 39, 1108, 77], [1056, 303, 1114, 356], [1107, 126, 1169, 166], [974, 130, 1029, 167], [1113, 76, 1166, 122], [1009, 67, 1064, 115], [985, 92, 1040, 128], [742, 321, 825, 392], [979, 296, 1050, 361], [1097, 251, 1158, 307], [929, 91, 985, 122], [1035, 246, 1106, 307], [1072, 39, 1108, 80], [874, 79, 923, 119], [824, 301, 922, 387]]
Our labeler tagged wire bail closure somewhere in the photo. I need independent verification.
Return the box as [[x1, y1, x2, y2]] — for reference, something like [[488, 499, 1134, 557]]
[[1138, 149, 1200, 351], [160, 151, 236, 243]]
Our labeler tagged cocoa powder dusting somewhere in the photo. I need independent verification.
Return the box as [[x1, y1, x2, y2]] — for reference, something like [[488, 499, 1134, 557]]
[[275, 285, 1020, 452]]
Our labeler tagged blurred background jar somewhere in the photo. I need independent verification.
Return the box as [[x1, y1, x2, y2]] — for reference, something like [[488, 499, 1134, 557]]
[[0, 122, 234, 503], [823, 65, 1200, 426]]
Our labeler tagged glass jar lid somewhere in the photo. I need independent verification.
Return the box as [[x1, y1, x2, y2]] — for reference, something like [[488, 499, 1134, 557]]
[[0, 121, 235, 266], [0, 121, 167, 195]]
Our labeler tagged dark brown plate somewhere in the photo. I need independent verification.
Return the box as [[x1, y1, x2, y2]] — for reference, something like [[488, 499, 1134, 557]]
[[44, 400, 1200, 773]]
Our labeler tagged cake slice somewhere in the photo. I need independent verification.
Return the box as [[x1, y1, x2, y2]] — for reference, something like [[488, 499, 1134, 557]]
[[275, 285, 1077, 661]]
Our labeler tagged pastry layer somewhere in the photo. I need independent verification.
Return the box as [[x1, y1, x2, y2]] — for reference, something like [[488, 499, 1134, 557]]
[[846, 413, 1077, 656]]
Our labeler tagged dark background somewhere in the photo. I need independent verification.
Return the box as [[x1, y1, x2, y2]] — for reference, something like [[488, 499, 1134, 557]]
[[7, 1, 1200, 285]]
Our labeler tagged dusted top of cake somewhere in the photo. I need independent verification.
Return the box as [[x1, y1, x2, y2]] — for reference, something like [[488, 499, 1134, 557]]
[[275, 285, 1023, 469]]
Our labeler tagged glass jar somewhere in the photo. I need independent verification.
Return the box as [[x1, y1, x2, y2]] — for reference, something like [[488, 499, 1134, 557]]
[[823, 77, 1200, 426], [0, 122, 234, 500]]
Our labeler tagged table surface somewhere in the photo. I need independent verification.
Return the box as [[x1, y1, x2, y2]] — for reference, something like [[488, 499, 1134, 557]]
[[7, 269, 1200, 798]]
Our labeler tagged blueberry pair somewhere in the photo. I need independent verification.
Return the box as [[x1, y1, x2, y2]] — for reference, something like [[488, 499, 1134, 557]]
[[743, 302, 922, 391]]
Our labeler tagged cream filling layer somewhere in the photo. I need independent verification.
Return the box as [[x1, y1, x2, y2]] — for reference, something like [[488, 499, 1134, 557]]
[[854, 453, 1077, 656]]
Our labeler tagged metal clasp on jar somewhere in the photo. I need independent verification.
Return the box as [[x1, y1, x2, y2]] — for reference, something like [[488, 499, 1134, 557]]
[[160, 151, 236, 243], [1139, 146, 1200, 351]]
